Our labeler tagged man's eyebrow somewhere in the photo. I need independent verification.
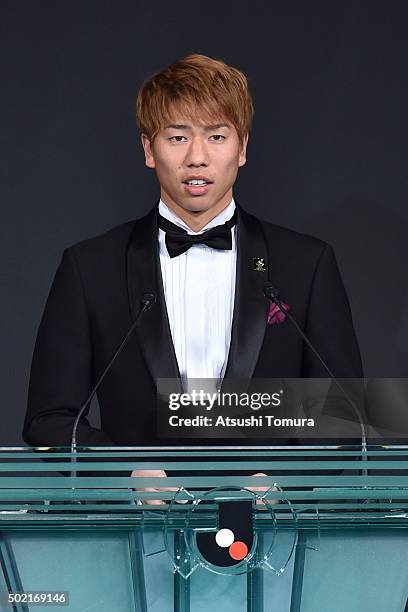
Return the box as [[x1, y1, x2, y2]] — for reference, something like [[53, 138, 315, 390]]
[[204, 123, 230, 131], [163, 123, 231, 130], [164, 124, 190, 130]]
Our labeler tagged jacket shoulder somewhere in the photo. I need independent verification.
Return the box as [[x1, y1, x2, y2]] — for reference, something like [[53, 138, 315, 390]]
[[265, 220, 328, 251], [64, 205, 155, 263], [243, 208, 330, 256], [66, 219, 138, 260]]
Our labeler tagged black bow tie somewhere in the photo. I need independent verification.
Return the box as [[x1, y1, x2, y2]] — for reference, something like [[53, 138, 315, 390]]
[[158, 210, 237, 258]]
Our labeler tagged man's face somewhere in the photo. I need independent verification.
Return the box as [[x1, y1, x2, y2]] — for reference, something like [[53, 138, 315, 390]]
[[141, 114, 248, 217]]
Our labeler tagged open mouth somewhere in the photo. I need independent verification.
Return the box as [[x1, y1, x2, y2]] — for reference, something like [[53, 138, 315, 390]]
[[183, 179, 213, 186], [182, 177, 213, 195]]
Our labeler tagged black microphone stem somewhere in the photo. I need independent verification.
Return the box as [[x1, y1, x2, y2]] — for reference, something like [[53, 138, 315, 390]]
[[70, 293, 156, 478], [264, 286, 367, 466]]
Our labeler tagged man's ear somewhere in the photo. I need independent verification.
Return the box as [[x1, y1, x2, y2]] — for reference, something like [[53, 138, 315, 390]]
[[141, 134, 155, 168], [238, 134, 249, 167]]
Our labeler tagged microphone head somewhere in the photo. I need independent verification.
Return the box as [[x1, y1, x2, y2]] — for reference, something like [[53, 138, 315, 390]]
[[263, 284, 280, 301], [141, 292, 156, 310]]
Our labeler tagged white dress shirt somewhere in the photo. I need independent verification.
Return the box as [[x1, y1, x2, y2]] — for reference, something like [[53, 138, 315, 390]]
[[158, 198, 237, 390]]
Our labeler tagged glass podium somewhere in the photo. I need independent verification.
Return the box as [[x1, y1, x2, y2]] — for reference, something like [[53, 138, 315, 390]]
[[0, 446, 407, 611]]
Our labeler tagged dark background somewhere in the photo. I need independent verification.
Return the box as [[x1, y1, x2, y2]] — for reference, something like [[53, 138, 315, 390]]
[[1, 2, 407, 444]]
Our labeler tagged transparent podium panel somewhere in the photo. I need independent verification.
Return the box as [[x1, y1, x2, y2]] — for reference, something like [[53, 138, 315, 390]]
[[0, 446, 407, 611], [298, 531, 408, 612], [0, 531, 138, 611], [1, 529, 407, 611]]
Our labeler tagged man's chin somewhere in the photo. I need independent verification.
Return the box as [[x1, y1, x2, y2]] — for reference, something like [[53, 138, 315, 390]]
[[161, 191, 230, 216], [175, 198, 217, 214]]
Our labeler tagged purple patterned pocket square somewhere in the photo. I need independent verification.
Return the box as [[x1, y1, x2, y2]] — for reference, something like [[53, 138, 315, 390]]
[[267, 301, 290, 325]]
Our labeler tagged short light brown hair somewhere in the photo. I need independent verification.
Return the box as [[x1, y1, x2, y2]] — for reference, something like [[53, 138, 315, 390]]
[[136, 54, 254, 144]]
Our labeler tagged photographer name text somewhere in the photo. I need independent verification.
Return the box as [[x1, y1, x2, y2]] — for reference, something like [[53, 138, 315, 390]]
[[168, 415, 315, 428]]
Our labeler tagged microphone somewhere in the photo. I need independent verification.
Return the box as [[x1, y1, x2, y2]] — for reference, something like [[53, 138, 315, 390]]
[[70, 292, 156, 476], [263, 284, 367, 449]]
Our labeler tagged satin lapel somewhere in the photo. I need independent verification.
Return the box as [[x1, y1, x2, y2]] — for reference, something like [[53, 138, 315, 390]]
[[223, 205, 269, 382], [126, 205, 181, 384]]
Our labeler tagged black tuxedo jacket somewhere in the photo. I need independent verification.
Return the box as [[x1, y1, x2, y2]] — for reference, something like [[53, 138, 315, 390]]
[[23, 204, 363, 447]]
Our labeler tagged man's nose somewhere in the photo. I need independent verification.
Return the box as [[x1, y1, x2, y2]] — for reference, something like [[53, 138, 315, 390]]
[[184, 137, 209, 166]]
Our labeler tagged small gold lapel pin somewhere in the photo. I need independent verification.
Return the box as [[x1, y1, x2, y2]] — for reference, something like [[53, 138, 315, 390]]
[[253, 257, 266, 272]]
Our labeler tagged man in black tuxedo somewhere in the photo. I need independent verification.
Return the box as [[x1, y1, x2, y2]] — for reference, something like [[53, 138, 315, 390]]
[[23, 55, 362, 493]]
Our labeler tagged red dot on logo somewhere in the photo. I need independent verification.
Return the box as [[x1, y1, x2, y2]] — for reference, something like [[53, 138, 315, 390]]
[[229, 541, 248, 561]]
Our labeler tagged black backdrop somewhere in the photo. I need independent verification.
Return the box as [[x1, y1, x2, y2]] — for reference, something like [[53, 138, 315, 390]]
[[1, 1, 407, 443]]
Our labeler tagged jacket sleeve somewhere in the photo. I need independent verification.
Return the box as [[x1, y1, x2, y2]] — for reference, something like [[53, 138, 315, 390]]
[[23, 248, 116, 448], [301, 244, 367, 440], [303, 243, 363, 378]]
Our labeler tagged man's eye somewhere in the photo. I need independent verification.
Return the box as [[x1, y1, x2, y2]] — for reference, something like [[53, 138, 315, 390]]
[[209, 134, 226, 141], [169, 135, 187, 142]]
